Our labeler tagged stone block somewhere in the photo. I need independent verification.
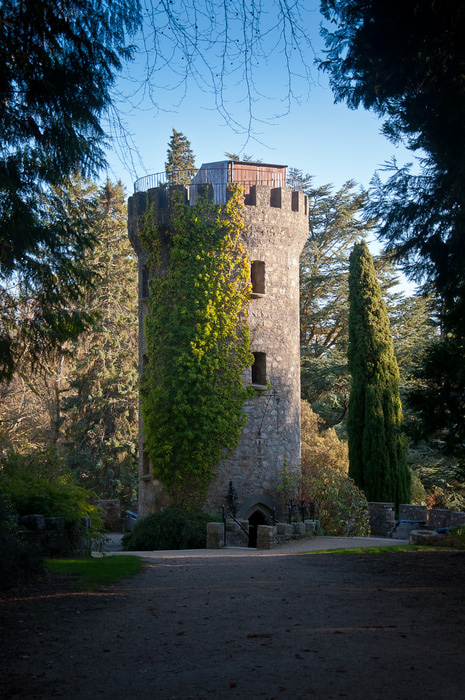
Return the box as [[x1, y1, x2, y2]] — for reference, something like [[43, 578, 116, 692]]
[[293, 522, 306, 536], [428, 509, 452, 529], [18, 515, 45, 531], [391, 520, 426, 539], [304, 520, 316, 534], [256, 525, 277, 549], [276, 523, 293, 537], [450, 512, 465, 527], [206, 522, 224, 549], [368, 502, 395, 536], [44, 517, 66, 531], [399, 504, 427, 521]]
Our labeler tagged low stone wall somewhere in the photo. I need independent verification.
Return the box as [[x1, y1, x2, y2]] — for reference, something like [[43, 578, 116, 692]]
[[207, 518, 321, 549], [398, 504, 427, 521], [369, 502, 465, 538], [428, 509, 465, 529], [12, 514, 92, 557], [368, 503, 396, 536]]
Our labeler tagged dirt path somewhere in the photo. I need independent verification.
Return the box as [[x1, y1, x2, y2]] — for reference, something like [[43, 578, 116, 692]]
[[1, 540, 465, 699]]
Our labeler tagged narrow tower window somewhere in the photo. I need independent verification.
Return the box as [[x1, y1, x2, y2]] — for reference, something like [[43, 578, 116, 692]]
[[252, 352, 267, 387], [142, 449, 151, 477], [141, 265, 149, 299], [251, 261, 265, 297]]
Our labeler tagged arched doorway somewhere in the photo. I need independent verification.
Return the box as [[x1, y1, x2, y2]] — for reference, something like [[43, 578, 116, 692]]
[[248, 510, 266, 548]]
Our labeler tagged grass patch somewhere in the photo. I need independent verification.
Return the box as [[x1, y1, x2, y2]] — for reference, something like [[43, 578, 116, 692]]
[[302, 545, 434, 555], [45, 555, 145, 590]]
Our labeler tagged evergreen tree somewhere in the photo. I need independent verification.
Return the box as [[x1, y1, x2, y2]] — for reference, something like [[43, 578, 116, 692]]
[[347, 241, 410, 507], [165, 129, 196, 185], [63, 181, 139, 505], [320, 0, 465, 337], [299, 176, 374, 427], [0, 0, 139, 380]]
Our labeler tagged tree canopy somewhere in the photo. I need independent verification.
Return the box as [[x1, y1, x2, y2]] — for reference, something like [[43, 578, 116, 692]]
[[299, 176, 374, 427], [0, 0, 139, 380], [320, 0, 465, 335]]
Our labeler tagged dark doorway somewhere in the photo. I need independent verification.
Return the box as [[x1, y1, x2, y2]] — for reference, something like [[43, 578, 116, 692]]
[[248, 510, 266, 548]]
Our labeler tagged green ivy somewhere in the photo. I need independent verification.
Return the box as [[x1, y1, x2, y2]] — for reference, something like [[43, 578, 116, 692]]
[[141, 185, 253, 509]]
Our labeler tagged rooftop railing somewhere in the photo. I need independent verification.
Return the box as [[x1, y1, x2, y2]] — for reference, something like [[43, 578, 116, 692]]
[[134, 165, 304, 194]]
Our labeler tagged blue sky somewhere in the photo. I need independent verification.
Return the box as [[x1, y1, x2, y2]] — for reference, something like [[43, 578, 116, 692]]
[[104, 1, 415, 196], [103, 1, 416, 292]]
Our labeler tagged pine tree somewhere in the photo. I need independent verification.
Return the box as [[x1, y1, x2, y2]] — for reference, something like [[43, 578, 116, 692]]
[[63, 181, 139, 505], [0, 0, 139, 380], [347, 242, 410, 508], [165, 129, 196, 185]]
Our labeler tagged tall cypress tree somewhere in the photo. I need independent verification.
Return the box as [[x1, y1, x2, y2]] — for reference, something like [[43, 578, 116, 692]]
[[347, 242, 410, 508], [165, 129, 196, 185]]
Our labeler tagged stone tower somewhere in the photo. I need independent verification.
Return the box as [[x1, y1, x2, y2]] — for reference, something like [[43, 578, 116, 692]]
[[128, 161, 307, 523]]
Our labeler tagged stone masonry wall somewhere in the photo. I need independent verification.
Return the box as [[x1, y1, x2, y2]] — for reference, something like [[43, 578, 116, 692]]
[[128, 180, 307, 517], [204, 185, 307, 513]]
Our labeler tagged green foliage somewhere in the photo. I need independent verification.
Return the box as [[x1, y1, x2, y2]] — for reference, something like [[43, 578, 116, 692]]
[[45, 555, 144, 590], [165, 129, 196, 184], [320, 0, 465, 336], [0, 451, 103, 535], [62, 181, 139, 505], [0, 496, 44, 589], [432, 527, 465, 550], [122, 506, 221, 551], [0, 1, 140, 380], [300, 459, 369, 537], [0, 179, 138, 504], [409, 447, 465, 512], [141, 185, 253, 508], [0, 175, 100, 381], [307, 545, 426, 555], [277, 462, 301, 505], [407, 336, 465, 464], [298, 176, 378, 429], [348, 242, 411, 507], [409, 470, 426, 506]]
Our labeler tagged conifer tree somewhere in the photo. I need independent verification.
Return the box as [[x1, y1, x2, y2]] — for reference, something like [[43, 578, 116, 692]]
[[347, 242, 410, 507], [63, 180, 139, 504], [165, 129, 196, 185]]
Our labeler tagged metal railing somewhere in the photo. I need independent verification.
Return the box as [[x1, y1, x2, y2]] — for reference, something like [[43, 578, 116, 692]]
[[134, 166, 304, 193]]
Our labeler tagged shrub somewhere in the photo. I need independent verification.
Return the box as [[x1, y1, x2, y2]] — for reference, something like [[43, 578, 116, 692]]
[[299, 401, 368, 536], [0, 450, 104, 538], [300, 459, 370, 537], [122, 506, 221, 551], [439, 526, 465, 549]]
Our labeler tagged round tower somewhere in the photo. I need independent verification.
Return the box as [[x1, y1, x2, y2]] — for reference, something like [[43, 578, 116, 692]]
[[128, 162, 308, 520]]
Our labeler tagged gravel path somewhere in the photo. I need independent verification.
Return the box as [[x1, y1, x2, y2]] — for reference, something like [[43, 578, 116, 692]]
[[2, 537, 465, 700]]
